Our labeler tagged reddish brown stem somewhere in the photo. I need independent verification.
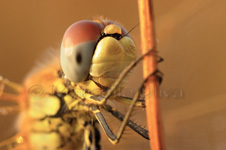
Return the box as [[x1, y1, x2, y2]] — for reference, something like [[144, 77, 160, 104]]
[[138, 0, 165, 150]]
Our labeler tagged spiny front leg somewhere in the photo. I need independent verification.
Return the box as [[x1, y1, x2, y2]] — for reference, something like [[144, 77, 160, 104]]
[[93, 70, 162, 144]]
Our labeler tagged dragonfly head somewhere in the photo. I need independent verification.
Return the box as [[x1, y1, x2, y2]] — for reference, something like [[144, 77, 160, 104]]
[[61, 20, 136, 87]]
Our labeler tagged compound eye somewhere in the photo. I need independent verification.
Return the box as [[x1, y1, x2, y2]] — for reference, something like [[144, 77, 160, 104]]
[[60, 20, 103, 83]]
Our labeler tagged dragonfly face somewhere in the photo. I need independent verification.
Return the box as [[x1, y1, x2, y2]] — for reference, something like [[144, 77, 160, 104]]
[[61, 20, 136, 88], [0, 19, 151, 150]]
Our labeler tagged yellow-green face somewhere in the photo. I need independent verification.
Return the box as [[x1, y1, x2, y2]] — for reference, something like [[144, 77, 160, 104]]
[[60, 20, 136, 89]]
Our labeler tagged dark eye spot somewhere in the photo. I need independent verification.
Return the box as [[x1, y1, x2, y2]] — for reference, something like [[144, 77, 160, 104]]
[[76, 52, 82, 64]]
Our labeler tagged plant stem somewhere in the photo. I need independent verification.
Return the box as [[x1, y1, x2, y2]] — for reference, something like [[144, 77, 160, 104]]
[[138, 0, 165, 150]]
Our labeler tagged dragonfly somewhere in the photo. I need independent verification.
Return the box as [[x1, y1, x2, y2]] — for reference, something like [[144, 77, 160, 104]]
[[0, 19, 162, 150]]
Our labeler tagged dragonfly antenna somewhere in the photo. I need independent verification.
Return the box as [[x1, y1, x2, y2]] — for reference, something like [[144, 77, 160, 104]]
[[124, 22, 139, 37]]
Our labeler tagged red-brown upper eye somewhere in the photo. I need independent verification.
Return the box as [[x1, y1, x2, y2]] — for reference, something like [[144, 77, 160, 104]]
[[62, 20, 104, 48]]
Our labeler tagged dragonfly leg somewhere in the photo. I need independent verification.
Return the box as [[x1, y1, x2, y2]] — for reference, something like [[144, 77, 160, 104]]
[[111, 69, 161, 144], [113, 96, 146, 108], [83, 122, 101, 150], [0, 93, 21, 102], [0, 134, 24, 150], [92, 107, 117, 143], [104, 104, 149, 140], [0, 105, 21, 115], [0, 76, 24, 104], [0, 76, 25, 115], [113, 54, 163, 107], [93, 70, 161, 144], [0, 76, 23, 94]]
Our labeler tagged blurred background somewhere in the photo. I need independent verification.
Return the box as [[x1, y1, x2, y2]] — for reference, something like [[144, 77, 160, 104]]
[[0, 0, 226, 150]]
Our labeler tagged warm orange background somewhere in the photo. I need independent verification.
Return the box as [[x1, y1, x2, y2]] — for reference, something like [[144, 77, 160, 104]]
[[0, 0, 226, 150]]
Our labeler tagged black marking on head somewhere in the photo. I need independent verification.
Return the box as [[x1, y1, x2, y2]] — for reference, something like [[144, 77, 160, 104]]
[[76, 52, 82, 64], [98, 33, 122, 42], [90, 78, 109, 91], [57, 70, 64, 78]]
